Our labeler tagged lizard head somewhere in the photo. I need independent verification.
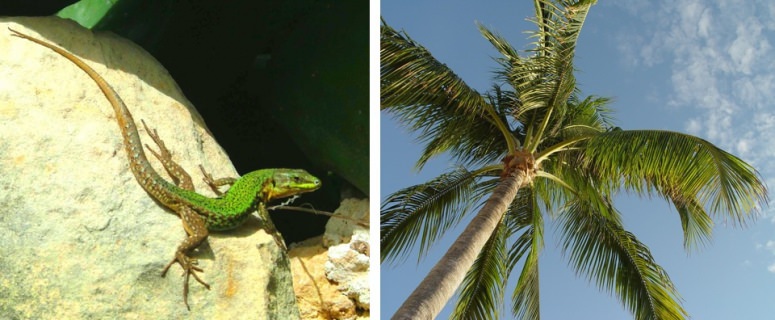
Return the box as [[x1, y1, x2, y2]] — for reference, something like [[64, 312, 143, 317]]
[[266, 169, 322, 200]]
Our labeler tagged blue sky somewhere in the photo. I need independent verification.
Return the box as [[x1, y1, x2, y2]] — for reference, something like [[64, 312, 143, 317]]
[[380, 1, 775, 319]]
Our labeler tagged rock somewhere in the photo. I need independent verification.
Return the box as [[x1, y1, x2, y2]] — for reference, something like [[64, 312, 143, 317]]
[[0, 17, 301, 319], [290, 199, 370, 320]]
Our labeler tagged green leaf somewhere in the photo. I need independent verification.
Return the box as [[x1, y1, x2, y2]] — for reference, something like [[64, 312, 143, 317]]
[[582, 130, 768, 225], [381, 20, 517, 168], [519, 0, 597, 150], [57, 0, 118, 29], [381, 167, 495, 263], [558, 197, 687, 320], [452, 217, 509, 320], [504, 188, 543, 320], [672, 194, 714, 251]]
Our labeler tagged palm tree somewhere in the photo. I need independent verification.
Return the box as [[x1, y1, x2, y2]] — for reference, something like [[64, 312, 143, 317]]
[[381, 1, 768, 319]]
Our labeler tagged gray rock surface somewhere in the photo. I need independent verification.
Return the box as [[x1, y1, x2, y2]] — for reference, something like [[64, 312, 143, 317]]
[[0, 17, 301, 319], [290, 198, 370, 320], [323, 199, 370, 312]]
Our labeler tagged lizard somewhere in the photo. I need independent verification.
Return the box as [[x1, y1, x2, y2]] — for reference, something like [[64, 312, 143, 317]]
[[10, 28, 322, 309]]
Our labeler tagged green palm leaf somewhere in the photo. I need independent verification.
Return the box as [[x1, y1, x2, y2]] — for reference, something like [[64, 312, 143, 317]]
[[381, 167, 496, 263], [411, 110, 510, 169], [381, 20, 486, 115], [557, 95, 614, 138], [381, 20, 517, 168], [673, 195, 714, 250], [510, 245, 540, 320], [519, 0, 596, 150], [581, 130, 767, 225], [452, 216, 509, 320], [559, 197, 687, 320], [504, 188, 543, 320]]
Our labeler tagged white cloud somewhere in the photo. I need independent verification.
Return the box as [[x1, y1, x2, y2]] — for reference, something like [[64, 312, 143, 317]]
[[685, 118, 702, 135], [736, 139, 751, 155], [727, 21, 768, 75], [615, 0, 775, 203], [766, 240, 775, 251], [612, 3, 775, 279], [757, 241, 775, 273], [616, 1, 775, 275]]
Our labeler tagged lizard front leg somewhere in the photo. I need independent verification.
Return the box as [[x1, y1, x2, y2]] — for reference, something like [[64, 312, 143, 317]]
[[255, 203, 288, 251], [161, 205, 211, 310], [199, 166, 288, 250]]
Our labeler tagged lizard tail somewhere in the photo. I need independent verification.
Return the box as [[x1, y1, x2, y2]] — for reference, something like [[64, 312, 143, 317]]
[[9, 28, 164, 188]]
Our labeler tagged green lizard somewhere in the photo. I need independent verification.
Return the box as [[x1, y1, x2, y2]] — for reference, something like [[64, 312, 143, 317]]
[[10, 28, 321, 309]]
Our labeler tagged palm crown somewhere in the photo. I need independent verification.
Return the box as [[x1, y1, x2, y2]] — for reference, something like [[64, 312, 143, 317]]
[[381, 1, 767, 319]]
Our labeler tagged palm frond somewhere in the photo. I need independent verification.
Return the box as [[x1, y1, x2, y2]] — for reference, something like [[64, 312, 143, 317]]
[[451, 216, 509, 320], [381, 20, 517, 168], [504, 188, 543, 320], [559, 197, 688, 320], [510, 248, 540, 320], [381, 20, 485, 114], [381, 167, 495, 263], [478, 24, 525, 90], [532, 95, 613, 164], [520, 0, 596, 150], [582, 130, 768, 226], [485, 85, 523, 137], [413, 110, 510, 169], [557, 95, 614, 138], [534, 147, 598, 216], [672, 194, 714, 251], [530, 0, 597, 58]]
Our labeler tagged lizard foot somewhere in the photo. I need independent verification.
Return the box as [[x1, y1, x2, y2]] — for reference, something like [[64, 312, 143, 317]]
[[161, 251, 210, 310], [199, 164, 237, 196], [141, 119, 195, 190]]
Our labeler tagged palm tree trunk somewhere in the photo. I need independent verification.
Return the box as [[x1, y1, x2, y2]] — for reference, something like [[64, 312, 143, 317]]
[[392, 173, 526, 320]]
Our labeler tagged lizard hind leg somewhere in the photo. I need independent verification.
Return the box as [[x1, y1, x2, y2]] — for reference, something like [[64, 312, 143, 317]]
[[140, 122, 211, 309], [141, 119, 194, 190], [161, 205, 211, 310]]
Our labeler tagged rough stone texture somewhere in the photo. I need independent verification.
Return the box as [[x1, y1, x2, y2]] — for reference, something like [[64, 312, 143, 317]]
[[290, 199, 370, 320], [0, 17, 301, 319]]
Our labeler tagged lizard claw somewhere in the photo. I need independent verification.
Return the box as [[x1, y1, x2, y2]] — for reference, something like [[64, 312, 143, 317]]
[[161, 252, 210, 310]]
